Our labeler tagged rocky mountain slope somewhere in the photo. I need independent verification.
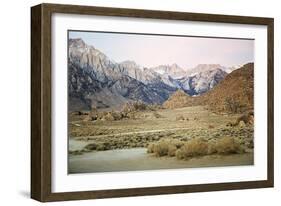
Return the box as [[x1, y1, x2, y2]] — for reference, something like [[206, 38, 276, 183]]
[[68, 38, 242, 111], [162, 63, 254, 113], [201, 63, 254, 113], [178, 68, 228, 95], [68, 39, 176, 110], [150, 64, 186, 79]]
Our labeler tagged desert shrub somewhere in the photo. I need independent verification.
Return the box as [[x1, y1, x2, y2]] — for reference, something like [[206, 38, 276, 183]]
[[171, 139, 184, 148], [175, 149, 184, 160], [122, 101, 147, 113], [100, 112, 114, 121], [147, 143, 156, 153], [83, 142, 110, 151], [224, 97, 247, 113], [148, 104, 163, 111], [72, 111, 89, 116], [226, 122, 234, 127], [227, 112, 254, 127], [238, 121, 246, 127], [69, 150, 83, 155], [176, 138, 209, 159], [215, 137, 244, 154], [167, 145, 177, 157], [248, 139, 254, 149], [97, 142, 111, 151], [127, 112, 136, 119], [111, 111, 123, 120], [95, 111, 106, 120], [207, 142, 218, 155], [208, 125, 215, 129], [153, 140, 170, 157], [236, 113, 254, 125], [89, 107, 98, 120], [84, 143, 98, 150]]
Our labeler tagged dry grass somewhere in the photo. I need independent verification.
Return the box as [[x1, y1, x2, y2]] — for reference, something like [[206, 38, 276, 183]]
[[215, 137, 244, 154], [147, 143, 156, 153], [176, 138, 209, 159], [147, 136, 245, 160], [153, 140, 170, 157], [147, 139, 184, 157], [167, 145, 177, 157]]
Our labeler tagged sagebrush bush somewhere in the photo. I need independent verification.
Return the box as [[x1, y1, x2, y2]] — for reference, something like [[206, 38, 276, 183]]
[[147, 136, 245, 160], [208, 125, 215, 129], [84, 143, 98, 150], [167, 145, 177, 157], [147, 143, 156, 153], [147, 139, 183, 157], [207, 142, 217, 155], [122, 101, 147, 113], [215, 137, 244, 154], [175, 149, 184, 160], [84, 142, 111, 151], [153, 141, 170, 157], [177, 138, 209, 159], [224, 97, 247, 113]]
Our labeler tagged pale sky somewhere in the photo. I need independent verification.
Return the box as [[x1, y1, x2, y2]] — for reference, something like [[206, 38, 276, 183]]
[[69, 31, 254, 69]]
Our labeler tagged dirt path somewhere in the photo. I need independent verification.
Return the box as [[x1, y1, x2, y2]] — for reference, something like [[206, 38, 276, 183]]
[[69, 148, 254, 173]]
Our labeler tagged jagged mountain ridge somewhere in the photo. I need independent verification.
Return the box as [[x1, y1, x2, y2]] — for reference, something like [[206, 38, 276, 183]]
[[68, 38, 240, 111], [163, 63, 254, 113], [178, 68, 228, 95], [68, 39, 177, 110]]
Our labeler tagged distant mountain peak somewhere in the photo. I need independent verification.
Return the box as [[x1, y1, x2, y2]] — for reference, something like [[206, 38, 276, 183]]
[[69, 38, 88, 48], [119, 60, 140, 69], [67, 39, 245, 111], [150, 64, 186, 78]]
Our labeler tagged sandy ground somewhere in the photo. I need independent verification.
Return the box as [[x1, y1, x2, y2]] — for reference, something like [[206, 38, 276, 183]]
[[69, 106, 242, 137], [68, 106, 254, 173], [68, 148, 253, 173]]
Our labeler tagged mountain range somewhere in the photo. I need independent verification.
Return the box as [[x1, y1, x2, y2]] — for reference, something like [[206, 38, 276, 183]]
[[68, 38, 243, 111], [163, 63, 254, 113]]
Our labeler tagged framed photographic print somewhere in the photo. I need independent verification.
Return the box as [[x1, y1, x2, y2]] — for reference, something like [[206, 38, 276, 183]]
[[31, 3, 274, 202]]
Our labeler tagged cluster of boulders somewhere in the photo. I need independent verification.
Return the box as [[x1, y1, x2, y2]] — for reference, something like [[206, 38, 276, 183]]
[[227, 111, 254, 127], [80, 101, 163, 122]]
